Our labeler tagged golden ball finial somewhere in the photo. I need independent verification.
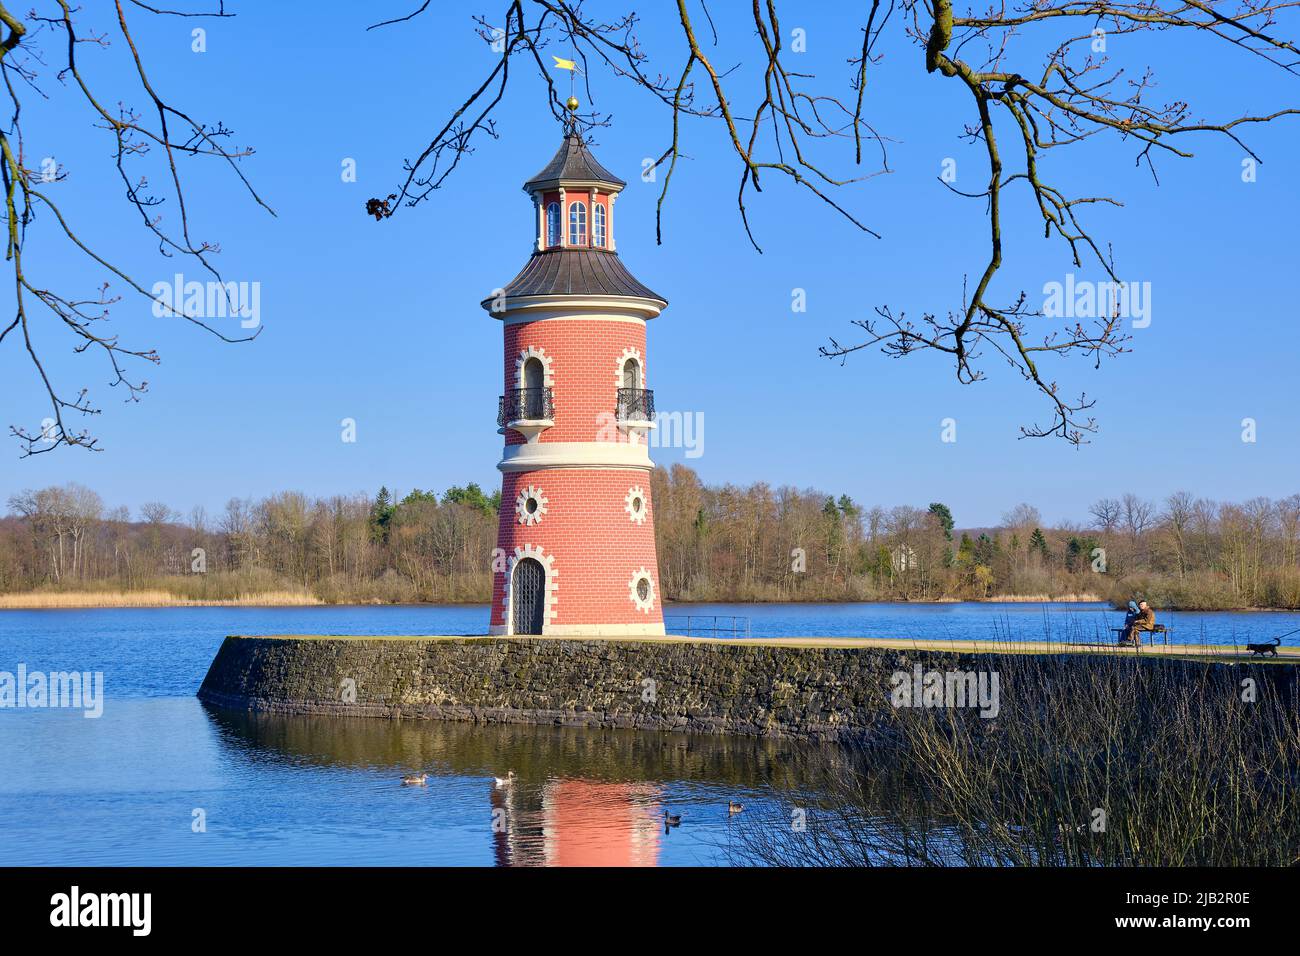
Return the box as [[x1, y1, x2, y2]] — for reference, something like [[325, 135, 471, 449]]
[[566, 96, 580, 112]]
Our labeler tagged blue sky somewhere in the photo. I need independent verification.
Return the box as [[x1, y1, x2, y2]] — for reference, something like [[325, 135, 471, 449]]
[[1, 2, 1297, 527]]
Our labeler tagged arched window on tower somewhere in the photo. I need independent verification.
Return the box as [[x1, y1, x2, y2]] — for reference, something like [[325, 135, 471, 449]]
[[523, 356, 545, 419], [622, 357, 640, 391], [546, 202, 560, 247], [568, 201, 587, 246], [593, 203, 606, 248]]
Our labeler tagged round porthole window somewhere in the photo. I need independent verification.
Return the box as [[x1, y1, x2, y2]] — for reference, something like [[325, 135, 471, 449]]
[[628, 568, 655, 613], [624, 486, 649, 525], [515, 485, 548, 526]]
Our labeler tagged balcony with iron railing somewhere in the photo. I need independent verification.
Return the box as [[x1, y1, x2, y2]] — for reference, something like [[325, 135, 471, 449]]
[[498, 387, 554, 439], [616, 387, 655, 427]]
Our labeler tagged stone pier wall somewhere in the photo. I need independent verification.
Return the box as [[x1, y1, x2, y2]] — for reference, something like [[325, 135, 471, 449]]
[[196, 635, 1292, 740]]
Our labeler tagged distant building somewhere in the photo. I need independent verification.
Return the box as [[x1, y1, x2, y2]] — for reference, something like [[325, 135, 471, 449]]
[[891, 545, 917, 573], [482, 117, 667, 636]]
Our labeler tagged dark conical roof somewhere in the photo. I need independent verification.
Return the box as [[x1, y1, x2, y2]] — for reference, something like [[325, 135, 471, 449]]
[[523, 133, 626, 191], [482, 249, 665, 306]]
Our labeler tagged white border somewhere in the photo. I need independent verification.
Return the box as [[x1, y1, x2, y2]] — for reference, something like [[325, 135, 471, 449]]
[[491, 622, 666, 636], [498, 440, 653, 472], [485, 296, 665, 321]]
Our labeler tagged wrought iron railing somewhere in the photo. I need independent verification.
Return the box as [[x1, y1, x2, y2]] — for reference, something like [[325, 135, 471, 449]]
[[664, 615, 752, 639], [497, 387, 554, 426], [616, 387, 655, 422]]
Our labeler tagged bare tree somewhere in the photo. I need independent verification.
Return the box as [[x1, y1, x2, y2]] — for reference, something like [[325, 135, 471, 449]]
[[1001, 502, 1043, 532], [1163, 490, 1195, 578], [366, 1, 1298, 443], [1278, 493, 1300, 568], [1089, 496, 1122, 534], [1121, 493, 1155, 539], [139, 501, 177, 526], [0, 1, 272, 456]]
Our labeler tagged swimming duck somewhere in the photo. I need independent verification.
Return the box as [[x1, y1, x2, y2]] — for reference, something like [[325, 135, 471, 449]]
[[728, 801, 745, 815], [401, 772, 428, 786], [493, 771, 517, 788], [663, 810, 682, 827]]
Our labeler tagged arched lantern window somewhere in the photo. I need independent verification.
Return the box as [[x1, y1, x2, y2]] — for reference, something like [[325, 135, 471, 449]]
[[593, 203, 606, 248], [546, 202, 561, 247], [568, 201, 587, 246]]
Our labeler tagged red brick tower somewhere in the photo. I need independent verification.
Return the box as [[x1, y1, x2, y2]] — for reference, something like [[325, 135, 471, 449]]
[[483, 125, 666, 636]]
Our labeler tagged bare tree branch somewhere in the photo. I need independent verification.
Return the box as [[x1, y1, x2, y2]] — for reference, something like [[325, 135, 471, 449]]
[[1, 0, 271, 455], [373, 0, 1297, 443]]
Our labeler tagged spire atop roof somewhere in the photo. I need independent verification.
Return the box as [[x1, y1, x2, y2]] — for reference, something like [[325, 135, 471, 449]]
[[523, 132, 626, 193]]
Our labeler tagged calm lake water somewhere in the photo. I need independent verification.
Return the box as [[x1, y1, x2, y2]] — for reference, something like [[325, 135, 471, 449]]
[[1, 602, 1296, 866]]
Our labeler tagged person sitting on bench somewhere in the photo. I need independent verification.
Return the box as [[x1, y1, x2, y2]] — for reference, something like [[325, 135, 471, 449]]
[[1121, 600, 1156, 646]]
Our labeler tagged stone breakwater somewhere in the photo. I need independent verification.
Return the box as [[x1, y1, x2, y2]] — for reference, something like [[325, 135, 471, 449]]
[[196, 635, 1295, 740]]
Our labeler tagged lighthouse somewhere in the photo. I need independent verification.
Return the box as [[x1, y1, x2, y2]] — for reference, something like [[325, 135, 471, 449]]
[[483, 122, 667, 636]]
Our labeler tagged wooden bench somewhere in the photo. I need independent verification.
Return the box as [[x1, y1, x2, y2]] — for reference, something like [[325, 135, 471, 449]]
[[1112, 623, 1172, 646]]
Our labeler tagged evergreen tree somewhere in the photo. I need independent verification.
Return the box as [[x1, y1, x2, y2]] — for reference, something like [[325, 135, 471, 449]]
[[370, 486, 396, 542], [928, 502, 955, 541], [1030, 527, 1049, 559]]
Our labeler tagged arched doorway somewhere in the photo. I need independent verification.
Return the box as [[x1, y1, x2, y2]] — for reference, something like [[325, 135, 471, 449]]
[[622, 358, 639, 391], [511, 557, 546, 634]]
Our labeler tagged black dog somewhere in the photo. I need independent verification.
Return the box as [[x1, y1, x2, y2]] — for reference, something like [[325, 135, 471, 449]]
[[1246, 637, 1281, 657]]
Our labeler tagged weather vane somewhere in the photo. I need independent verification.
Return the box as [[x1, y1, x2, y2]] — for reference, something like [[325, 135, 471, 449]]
[[552, 53, 581, 123]]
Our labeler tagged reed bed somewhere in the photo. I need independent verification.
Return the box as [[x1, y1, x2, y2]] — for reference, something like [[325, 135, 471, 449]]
[[730, 654, 1300, 866], [0, 589, 321, 608]]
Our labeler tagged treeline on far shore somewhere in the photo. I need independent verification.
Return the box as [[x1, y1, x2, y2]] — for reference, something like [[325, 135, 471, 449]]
[[2, 466, 1300, 610]]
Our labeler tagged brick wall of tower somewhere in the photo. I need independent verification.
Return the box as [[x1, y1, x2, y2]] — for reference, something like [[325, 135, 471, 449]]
[[491, 468, 661, 630], [503, 319, 647, 447]]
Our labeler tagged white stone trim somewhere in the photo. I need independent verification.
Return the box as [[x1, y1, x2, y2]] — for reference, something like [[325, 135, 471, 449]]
[[493, 622, 665, 636], [628, 567, 656, 614], [533, 191, 545, 253], [498, 440, 653, 472], [624, 485, 648, 525], [614, 347, 645, 390], [503, 544, 559, 635], [515, 346, 555, 389], [607, 192, 617, 252], [524, 178, 622, 194], [487, 296, 665, 321], [515, 485, 549, 525], [557, 187, 567, 248]]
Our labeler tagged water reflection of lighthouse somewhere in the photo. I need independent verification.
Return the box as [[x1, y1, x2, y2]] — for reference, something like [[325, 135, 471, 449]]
[[491, 778, 662, 867]]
